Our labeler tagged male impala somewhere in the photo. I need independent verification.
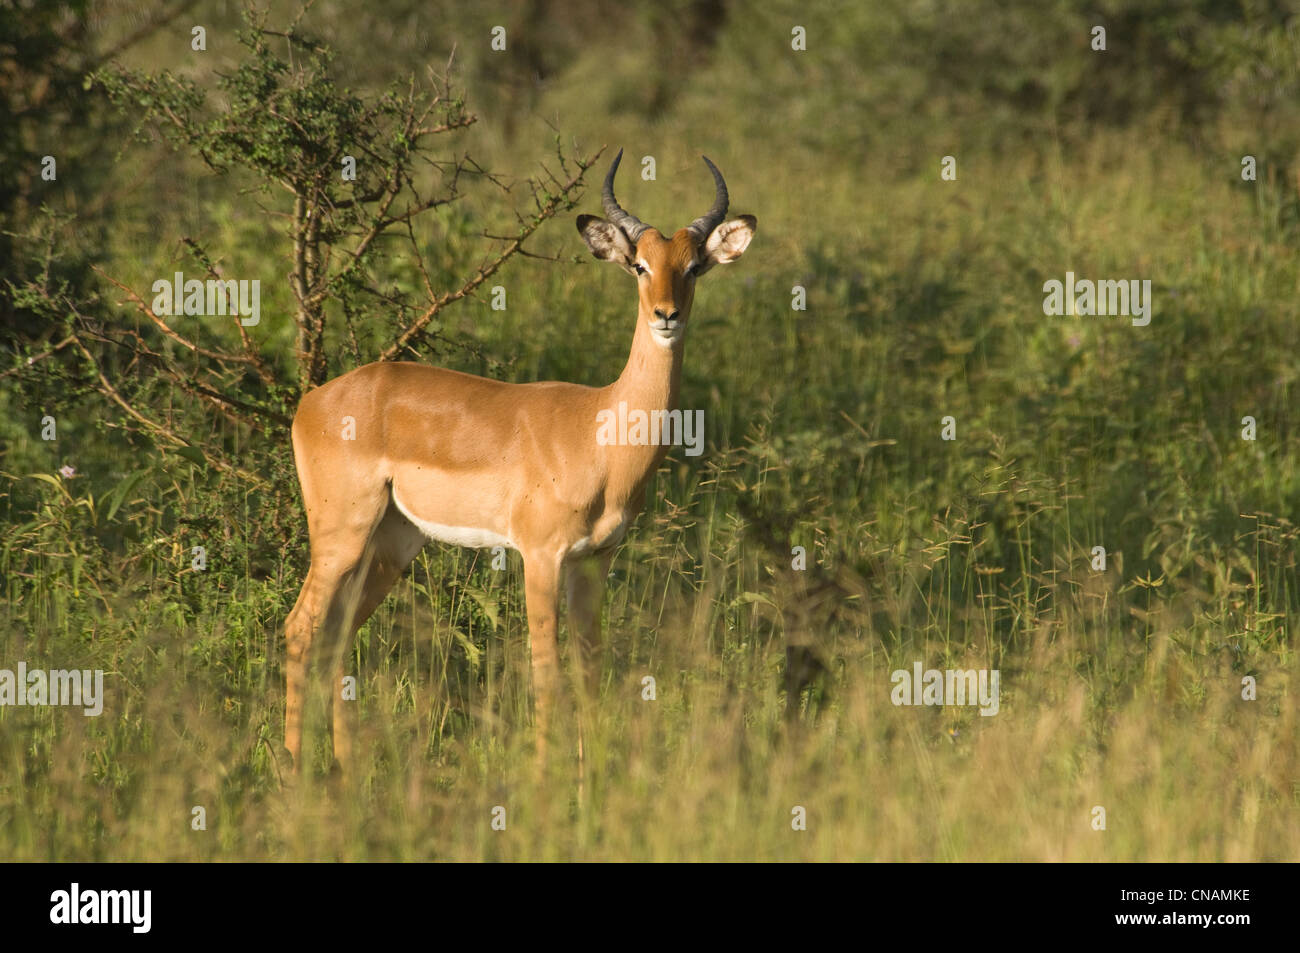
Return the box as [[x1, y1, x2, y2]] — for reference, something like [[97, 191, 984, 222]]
[[283, 150, 756, 771]]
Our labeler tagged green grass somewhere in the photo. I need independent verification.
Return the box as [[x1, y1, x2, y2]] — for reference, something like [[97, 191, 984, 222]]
[[2, 2, 1299, 861]]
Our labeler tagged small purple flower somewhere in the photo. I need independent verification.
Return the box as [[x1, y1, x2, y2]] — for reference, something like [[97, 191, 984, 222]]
[[59, 465, 75, 478]]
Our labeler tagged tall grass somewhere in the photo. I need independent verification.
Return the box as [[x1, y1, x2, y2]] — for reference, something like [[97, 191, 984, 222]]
[[2, 2, 1298, 860]]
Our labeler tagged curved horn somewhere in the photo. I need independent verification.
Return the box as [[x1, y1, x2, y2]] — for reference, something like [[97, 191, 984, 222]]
[[686, 156, 729, 241], [601, 148, 651, 243]]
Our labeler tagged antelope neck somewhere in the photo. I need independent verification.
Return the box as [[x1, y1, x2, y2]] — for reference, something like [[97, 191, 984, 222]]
[[608, 303, 683, 416]]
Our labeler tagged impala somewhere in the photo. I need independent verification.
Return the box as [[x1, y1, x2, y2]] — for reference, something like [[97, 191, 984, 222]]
[[283, 149, 756, 771]]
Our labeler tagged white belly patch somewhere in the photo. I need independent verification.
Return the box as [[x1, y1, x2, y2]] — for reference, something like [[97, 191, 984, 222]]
[[391, 488, 513, 550]]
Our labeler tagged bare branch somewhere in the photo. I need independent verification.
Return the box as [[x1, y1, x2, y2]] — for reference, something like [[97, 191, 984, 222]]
[[70, 335, 271, 489], [92, 265, 264, 370], [378, 147, 604, 362]]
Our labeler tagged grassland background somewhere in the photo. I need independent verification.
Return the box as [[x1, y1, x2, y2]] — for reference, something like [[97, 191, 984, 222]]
[[1, 0, 1298, 860]]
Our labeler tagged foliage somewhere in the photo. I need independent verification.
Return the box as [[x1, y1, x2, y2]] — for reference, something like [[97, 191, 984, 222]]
[[0, 0, 1297, 860]]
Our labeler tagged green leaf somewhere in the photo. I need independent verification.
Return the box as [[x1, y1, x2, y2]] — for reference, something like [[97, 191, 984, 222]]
[[103, 470, 150, 523], [730, 591, 780, 612], [26, 473, 71, 500], [461, 584, 501, 633], [174, 446, 207, 467]]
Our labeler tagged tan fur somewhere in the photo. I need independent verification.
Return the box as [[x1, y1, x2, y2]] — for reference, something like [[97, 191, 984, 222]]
[[283, 184, 755, 773]]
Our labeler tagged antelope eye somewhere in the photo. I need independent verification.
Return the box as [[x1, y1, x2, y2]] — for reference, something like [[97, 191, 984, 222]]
[[634, 262, 647, 275], [684, 262, 698, 277]]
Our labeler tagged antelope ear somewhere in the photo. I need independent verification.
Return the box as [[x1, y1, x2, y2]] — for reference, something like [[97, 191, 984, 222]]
[[577, 215, 636, 272], [697, 215, 756, 275]]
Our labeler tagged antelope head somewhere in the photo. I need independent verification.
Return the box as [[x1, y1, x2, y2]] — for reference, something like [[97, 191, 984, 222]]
[[577, 149, 757, 346]]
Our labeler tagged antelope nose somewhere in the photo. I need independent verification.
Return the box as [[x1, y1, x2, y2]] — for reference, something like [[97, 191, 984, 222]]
[[654, 308, 680, 323]]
